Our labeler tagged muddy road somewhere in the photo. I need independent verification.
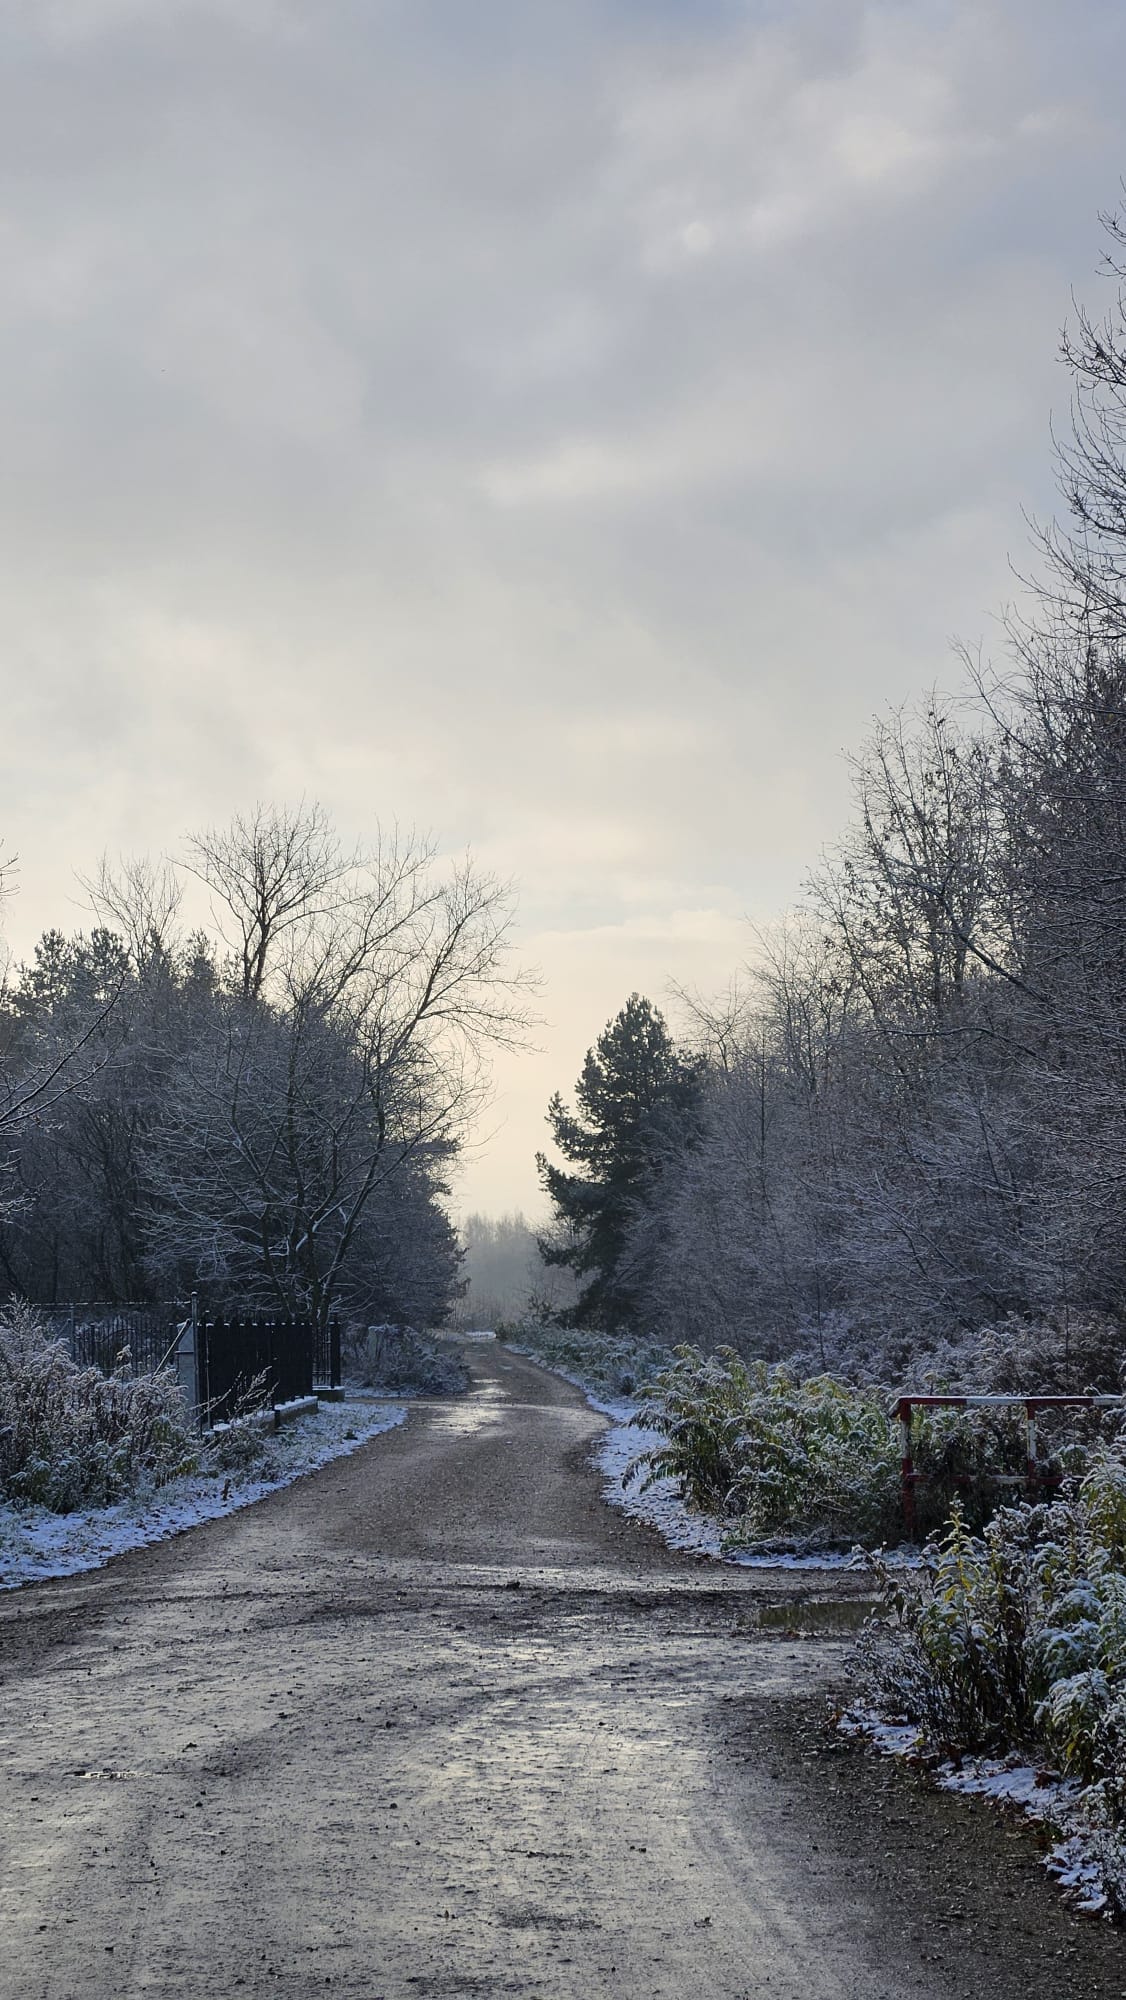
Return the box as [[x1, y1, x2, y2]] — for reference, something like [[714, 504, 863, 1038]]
[[0, 1342, 1121, 1999]]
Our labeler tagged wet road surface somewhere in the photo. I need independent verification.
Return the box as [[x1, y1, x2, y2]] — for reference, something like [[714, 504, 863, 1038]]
[[0, 1341, 1121, 1999]]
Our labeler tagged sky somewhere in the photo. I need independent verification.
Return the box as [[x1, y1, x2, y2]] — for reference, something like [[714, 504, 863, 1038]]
[[1, 0, 1124, 1220]]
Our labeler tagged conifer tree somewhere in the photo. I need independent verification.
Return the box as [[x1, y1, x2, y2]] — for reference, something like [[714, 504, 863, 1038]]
[[536, 994, 701, 1329]]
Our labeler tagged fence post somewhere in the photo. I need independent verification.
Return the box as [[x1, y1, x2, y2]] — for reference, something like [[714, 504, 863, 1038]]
[[897, 1398, 916, 1539], [1025, 1401, 1038, 1497], [175, 1294, 199, 1420]]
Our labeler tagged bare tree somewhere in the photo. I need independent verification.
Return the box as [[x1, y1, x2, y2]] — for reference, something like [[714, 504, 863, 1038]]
[[81, 853, 184, 972], [143, 812, 535, 1328], [1037, 199, 1126, 646], [182, 800, 359, 1002]]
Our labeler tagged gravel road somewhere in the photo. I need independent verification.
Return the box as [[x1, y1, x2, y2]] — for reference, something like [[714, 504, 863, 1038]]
[[0, 1341, 1122, 1999]]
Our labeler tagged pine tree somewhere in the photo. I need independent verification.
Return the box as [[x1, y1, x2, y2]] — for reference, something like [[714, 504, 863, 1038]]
[[536, 994, 702, 1329]]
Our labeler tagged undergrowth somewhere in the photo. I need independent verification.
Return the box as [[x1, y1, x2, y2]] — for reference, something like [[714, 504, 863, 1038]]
[[0, 1302, 197, 1512], [346, 1323, 471, 1396], [496, 1318, 674, 1401], [857, 1448, 1126, 1914], [629, 1346, 1084, 1549]]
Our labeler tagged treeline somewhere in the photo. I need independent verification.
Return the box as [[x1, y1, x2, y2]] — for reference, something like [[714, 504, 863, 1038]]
[[454, 1212, 576, 1329], [539, 205, 1126, 1377], [0, 808, 530, 1330]]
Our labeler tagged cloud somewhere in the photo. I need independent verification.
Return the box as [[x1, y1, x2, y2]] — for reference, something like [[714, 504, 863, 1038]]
[[0, 0, 1124, 1210]]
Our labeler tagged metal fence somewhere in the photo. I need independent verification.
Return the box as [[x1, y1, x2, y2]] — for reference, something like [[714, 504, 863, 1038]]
[[197, 1316, 315, 1419], [43, 1301, 192, 1379], [313, 1319, 342, 1395], [43, 1299, 341, 1427], [894, 1391, 1125, 1536]]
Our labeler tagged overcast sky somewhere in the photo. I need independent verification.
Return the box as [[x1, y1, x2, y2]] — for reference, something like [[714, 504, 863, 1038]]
[[1, 0, 1124, 1217]]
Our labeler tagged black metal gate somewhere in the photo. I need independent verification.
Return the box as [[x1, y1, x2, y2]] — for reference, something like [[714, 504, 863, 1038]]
[[197, 1317, 316, 1419]]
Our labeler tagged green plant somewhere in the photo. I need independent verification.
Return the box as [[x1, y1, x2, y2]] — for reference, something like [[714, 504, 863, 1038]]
[[630, 1348, 903, 1546], [859, 1432, 1126, 1831], [628, 1346, 1085, 1550]]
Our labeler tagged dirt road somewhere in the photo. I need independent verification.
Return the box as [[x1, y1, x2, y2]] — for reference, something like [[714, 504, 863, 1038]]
[[0, 1342, 1121, 1999]]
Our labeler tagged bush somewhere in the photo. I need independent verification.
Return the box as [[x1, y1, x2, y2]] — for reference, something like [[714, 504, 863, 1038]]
[[909, 1313, 1126, 1398], [497, 1318, 674, 1401], [349, 1324, 470, 1396], [629, 1345, 1084, 1548], [858, 1437, 1126, 1896], [630, 1348, 902, 1546], [0, 1302, 197, 1512], [782, 1310, 1126, 1401], [856, 1448, 1126, 1912]]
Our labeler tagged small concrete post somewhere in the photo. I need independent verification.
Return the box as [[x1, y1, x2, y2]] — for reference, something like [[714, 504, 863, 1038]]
[[176, 1293, 199, 1419]]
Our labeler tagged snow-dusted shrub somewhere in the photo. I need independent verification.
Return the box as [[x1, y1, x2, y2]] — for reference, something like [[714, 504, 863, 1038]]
[[497, 1318, 673, 1401], [352, 1324, 470, 1396], [784, 1311, 1125, 1400], [629, 1347, 1049, 1547], [630, 1348, 902, 1545], [859, 1503, 1044, 1752], [909, 1313, 1125, 1398], [0, 1302, 196, 1512], [859, 1434, 1126, 1881]]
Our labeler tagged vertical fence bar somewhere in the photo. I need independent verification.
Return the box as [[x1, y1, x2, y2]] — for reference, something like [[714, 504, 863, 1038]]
[[900, 1400, 916, 1536]]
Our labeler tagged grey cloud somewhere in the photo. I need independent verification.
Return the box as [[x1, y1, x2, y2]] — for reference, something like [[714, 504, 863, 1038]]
[[1, 0, 1124, 1210]]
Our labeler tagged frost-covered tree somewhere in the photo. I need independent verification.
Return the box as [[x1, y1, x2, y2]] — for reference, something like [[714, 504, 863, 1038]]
[[0, 805, 532, 1331], [536, 994, 703, 1329]]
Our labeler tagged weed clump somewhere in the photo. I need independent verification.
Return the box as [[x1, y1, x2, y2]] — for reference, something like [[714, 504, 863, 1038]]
[[0, 1301, 196, 1512]]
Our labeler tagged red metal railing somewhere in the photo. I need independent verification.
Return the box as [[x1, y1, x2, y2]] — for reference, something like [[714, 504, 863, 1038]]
[[894, 1393, 1123, 1537]]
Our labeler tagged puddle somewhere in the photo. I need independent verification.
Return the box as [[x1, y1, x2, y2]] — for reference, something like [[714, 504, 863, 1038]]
[[427, 1377, 510, 1437], [428, 1403, 506, 1437], [755, 1597, 875, 1636]]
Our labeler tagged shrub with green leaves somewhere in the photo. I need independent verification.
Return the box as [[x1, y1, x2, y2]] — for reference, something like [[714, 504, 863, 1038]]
[[0, 1302, 197, 1513], [628, 1346, 1072, 1548], [858, 1440, 1126, 1908], [629, 1348, 902, 1546]]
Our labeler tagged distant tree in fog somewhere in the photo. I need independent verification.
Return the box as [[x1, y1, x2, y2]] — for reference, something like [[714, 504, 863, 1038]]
[[455, 1211, 577, 1327]]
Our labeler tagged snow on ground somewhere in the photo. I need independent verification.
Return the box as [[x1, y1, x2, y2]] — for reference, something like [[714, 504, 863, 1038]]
[[0, 1397, 407, 1593], [841, 1708, 1109, 1916]]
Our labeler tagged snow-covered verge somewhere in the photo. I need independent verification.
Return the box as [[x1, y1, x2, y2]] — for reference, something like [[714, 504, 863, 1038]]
[[0, 1398, 407, 1592], [839, 1709, 1109, 1916]]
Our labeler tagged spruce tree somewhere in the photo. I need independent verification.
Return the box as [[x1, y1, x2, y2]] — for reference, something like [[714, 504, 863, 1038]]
[[536, 994, 701, 1329]]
